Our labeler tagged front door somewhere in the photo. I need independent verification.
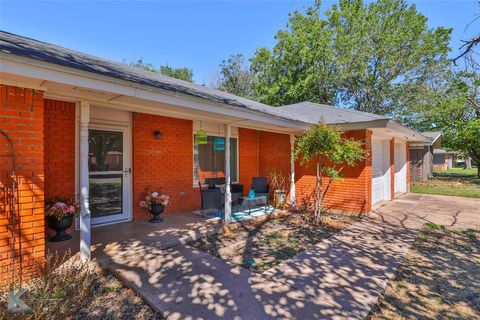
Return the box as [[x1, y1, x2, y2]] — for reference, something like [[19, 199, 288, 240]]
[[88, 126, 131, 225]]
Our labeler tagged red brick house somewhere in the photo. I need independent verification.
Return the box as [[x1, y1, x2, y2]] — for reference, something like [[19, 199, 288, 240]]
[[0, 31, 426, 283]]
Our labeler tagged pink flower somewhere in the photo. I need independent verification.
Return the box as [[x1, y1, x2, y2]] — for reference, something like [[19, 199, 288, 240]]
[[139, 200, 146, 207]]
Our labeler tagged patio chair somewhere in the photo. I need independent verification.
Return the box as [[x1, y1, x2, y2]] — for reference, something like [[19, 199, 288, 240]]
[[204, 178, 243, 205], [199, 182, 224, 218], [252, 177, 270, 201]]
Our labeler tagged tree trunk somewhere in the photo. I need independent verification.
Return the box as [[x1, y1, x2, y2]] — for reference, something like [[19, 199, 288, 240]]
[[314, 161, 324, 225], [469, 150, 480, 178], [465, 157, 472, 169]]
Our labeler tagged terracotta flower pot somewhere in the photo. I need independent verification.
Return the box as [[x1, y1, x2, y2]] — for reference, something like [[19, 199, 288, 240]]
[[48, 215, 74, 242], [148, 204, 165, 223]]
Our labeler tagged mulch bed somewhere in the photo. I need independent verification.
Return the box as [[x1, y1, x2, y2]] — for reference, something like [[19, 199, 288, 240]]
[[189, 211, 359, 272], [367, 225, 480, 320]]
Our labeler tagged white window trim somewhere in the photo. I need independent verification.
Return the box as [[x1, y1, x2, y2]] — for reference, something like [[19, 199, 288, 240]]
[[192, 130, 239, 187]]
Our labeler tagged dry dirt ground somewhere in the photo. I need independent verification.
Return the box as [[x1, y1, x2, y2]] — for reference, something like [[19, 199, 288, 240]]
[[1, 262, 163, 320], [189, 211, 359, 272], [73, 269, 164, 320], [367, 224, 480, 320]]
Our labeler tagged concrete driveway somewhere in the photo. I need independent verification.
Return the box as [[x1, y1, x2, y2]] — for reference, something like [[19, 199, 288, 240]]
[[373, 193, 480, 230], [103, 193, 479, 319]]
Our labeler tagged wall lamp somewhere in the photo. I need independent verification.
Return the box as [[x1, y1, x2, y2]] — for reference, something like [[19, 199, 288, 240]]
[[154, 131, 162, 139]]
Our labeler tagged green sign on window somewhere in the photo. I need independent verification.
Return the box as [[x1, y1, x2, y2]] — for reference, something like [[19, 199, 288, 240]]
[[195, 130, 208, 145]]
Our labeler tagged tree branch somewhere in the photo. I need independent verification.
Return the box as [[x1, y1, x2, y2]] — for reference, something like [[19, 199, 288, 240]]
[[453, 36, 480, 64]]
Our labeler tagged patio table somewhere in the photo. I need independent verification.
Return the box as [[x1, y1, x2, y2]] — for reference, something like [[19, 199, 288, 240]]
[[239, 196, 267, 215]]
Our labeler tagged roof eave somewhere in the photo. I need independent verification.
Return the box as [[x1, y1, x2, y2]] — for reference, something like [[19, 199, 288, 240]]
[[0, 52, 309, 132]]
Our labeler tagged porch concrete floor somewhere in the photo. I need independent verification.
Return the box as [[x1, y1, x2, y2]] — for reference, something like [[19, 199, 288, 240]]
[[53, 194, 480, 319], [47, 212, 224, 262]]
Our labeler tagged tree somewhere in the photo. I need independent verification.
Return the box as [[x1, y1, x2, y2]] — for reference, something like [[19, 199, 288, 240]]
[[251, 0, 451, 115], [159, 65, 194, 83], [128, 58, 194, 82], [417, 55, 480, 177], [212, 54, 257, 99], [295, 123, 365, 224]]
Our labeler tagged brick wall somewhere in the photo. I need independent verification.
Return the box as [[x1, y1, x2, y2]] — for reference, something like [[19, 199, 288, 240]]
[[44, 99, 76, 235], [238, 128, 259, 194], [132, 113, 198, 219], [258, 131, 291, 179], [238, 129, 291, 197], [295, 130, 373, 215], [44, 99, 76, 202], [0, 85, 45, 284]]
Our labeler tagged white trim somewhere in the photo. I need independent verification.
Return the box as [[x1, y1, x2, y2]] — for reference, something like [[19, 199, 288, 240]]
[[192, 131, 239, 186], [74, 103, 80, 230], [0, 78, 47, 91], [289, 133, 296, 205], [224, 124, 232, 223], [87, 122, 132, 227], [0, 54, 308, 130], [79, 101, 91, 261]]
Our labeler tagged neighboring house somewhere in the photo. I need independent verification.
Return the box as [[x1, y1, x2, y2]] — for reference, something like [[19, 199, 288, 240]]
[[433, 149, 455, 172], [409, 132, 442, 182], [0, 31, 426, 283]]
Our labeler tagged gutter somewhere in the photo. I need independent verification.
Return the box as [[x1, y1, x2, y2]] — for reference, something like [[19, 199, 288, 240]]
[[0, 53, 309, 130]]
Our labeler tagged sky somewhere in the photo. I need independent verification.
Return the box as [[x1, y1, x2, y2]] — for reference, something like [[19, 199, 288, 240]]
[[0, 0, 478, 84]]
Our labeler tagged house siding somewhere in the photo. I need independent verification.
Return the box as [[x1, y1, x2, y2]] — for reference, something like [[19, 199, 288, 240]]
[[132, 113, 199, 220], [0, 85, 46, 284]]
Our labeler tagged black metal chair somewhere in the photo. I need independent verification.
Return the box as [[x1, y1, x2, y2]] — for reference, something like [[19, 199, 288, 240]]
[[205, 177, 226, 189], [252, 177, 270, 201], [199, 182, 224, 218], [204, 178, 243, 205]]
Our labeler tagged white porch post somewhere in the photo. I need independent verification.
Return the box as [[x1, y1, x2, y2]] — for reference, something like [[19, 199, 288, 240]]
[[224, 124, 232, 223], [290, 133, 296, 206], [79, 101, 91, 261]]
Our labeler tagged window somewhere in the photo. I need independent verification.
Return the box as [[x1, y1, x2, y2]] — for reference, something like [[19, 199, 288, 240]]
[[193, 134, 238, 186], [433, 153, 445, 164]]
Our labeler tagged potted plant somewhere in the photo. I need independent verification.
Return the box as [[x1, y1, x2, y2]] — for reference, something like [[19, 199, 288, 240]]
[[139, 191, 170, 223], [269, 170, 288, 210], [45, 198, 80, 242]]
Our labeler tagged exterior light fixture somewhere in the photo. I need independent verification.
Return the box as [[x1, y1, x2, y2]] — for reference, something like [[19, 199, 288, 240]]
[[154, 131, 162, 139]]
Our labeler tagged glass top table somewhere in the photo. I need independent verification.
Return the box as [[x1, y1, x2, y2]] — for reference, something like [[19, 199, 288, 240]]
[[238, 196, 267, 214]]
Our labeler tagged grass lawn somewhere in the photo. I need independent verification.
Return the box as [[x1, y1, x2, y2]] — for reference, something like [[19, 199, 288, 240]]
[[435, 166, 478, 176], [367, 225, 480, 320], [411, 176, 480, 198]]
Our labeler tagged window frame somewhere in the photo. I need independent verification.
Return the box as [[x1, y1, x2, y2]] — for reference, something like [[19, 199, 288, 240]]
[[192, 130, 239, 187]]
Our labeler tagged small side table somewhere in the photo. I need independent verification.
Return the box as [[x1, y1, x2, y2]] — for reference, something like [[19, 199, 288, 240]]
[[239, 196, 267, 215]]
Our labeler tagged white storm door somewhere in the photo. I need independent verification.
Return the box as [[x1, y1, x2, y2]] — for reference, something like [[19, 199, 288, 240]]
[[372, 139, 385, 205], [394, 142, 407, 193], [88, 125, 131, 226]]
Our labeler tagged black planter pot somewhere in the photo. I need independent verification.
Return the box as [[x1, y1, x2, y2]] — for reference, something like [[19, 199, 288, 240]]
[[148, 204, 165, 223], [48, 215, 74, 242]]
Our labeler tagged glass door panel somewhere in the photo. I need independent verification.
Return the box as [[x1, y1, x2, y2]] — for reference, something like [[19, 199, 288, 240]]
[[88, 129, 128, 223]]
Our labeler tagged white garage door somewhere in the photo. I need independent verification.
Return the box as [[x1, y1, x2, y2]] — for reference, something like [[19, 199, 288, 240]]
[[394, 142, 407, 193], [372, 139, 391, 205]]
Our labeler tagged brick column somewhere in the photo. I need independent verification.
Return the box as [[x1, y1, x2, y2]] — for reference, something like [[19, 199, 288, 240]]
[[0, 85, 45, 285]]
